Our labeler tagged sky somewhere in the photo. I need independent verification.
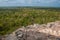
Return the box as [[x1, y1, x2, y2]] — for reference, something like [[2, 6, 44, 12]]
[[0, 0, 60, 7]]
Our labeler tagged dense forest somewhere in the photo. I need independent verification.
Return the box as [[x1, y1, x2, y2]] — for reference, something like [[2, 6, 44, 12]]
[[0, 7, 60, 35]]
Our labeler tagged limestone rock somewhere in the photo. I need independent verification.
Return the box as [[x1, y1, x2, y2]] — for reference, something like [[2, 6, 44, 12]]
[[1, 21, 60, 40]]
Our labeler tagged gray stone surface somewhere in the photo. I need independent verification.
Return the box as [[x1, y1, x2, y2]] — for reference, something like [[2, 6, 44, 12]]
[[1, 21, 60, 40]]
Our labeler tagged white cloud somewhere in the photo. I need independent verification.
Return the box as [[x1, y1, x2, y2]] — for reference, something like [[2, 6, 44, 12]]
[[26, 0, 32, 4], [37, 0, 57, 3], [0, 0, 58, 4], [0, 0, 9, 2], [0, 0, 60, 6]]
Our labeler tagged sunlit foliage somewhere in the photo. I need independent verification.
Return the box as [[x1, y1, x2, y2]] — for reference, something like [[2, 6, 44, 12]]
[[0, 8, 60, 35]]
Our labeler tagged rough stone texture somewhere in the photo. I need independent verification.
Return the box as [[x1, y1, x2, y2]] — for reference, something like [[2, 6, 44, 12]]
[[1, 21, 60, 40]]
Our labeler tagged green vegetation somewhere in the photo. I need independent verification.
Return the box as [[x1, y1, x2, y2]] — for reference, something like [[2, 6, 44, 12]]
[[0, 7, 60, 35]]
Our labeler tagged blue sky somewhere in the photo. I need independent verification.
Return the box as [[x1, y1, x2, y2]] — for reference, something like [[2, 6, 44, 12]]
[[0, 0, 60, 7]]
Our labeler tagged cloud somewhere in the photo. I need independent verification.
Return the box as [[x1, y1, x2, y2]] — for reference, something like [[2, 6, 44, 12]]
[[0, 0, 55, 4], [0, 0, 60, 7], [0, 0, 9, 2], [32, 0, 57, 3], [0, 0, 59, 4]]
